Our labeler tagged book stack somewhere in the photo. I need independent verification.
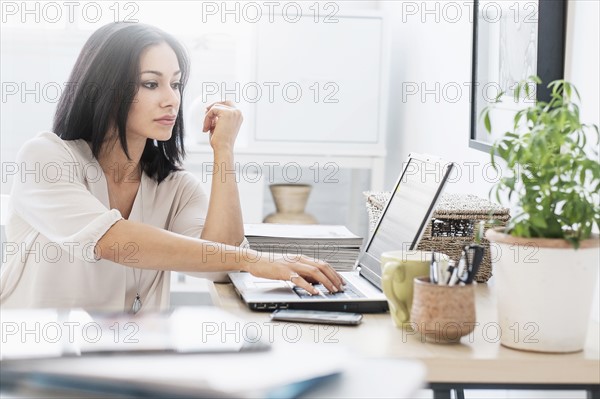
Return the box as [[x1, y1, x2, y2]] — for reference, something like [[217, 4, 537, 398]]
[[244, 224, 364, 272]]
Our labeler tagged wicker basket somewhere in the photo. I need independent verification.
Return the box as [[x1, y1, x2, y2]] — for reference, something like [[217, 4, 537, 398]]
[[364, 192, 511, 282]]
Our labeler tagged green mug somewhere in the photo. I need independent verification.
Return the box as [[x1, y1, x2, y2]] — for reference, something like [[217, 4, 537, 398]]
[[381, 250, 449, 328]]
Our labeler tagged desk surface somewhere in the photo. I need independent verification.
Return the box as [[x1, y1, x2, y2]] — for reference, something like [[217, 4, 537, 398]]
[[210, 281, 600, 386]]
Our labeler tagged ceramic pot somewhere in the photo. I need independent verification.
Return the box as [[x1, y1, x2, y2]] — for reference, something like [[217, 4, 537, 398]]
[[486, 228, 600, 353], [263, 184, 318, 224]]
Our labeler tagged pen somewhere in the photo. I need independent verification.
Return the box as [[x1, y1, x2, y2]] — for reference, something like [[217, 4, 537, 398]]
[[430, 252, 438, 284], [448, 260, 460, 286]]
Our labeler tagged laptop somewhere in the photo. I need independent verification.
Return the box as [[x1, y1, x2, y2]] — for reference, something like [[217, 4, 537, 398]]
[[229, 153, 455, 313]]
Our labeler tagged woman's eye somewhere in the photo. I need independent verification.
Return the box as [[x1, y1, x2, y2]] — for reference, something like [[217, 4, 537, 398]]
[[141, 82, 182, 90]]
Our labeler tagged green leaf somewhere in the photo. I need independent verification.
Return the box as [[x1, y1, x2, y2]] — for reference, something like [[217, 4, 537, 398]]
[[564, 83, 572, 99], [484, 112, 491, 133], [530, 75, 542, 84], [530, 213, 548, 229]]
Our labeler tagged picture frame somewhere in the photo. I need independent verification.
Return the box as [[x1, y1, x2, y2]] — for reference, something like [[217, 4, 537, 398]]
[[469, 0, 567, 152]]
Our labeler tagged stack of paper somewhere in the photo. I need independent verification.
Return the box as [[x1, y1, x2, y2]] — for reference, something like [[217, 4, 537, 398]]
[[244, 224, 364, 272]]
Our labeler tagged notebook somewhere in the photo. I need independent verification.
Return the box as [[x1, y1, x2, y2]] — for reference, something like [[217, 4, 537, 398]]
[[0, 306, 269, 361], [229, 153, 455, 313]]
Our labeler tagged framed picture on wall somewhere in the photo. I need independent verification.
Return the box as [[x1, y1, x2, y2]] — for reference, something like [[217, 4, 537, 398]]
[[469, 0, 567, 152]]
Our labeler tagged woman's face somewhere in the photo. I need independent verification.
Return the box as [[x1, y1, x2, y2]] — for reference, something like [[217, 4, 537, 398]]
[[126, 42, 182, 142]]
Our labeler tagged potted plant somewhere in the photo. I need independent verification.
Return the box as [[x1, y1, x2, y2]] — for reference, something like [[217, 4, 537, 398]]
[[482, 77, 600, 353]]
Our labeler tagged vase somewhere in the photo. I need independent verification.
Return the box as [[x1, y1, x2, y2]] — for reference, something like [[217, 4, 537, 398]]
[[486, 228, 600, 353], [263, 184, 318, 224]]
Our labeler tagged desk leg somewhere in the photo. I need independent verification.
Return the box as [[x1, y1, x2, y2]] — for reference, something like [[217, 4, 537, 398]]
[[432, 389, 451, 399], [432, 388, 464, 399]]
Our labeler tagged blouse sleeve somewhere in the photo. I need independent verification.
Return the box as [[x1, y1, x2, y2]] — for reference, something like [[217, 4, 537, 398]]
[[10, 133, 123, 262], [168, 172, 249, 283]]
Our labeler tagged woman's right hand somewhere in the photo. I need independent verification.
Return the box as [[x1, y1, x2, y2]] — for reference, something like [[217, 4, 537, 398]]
[[246, 254, 345, 295], [202, 100, 243, 152]]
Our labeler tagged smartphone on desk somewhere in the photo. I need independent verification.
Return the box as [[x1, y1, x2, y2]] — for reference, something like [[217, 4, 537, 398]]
[[270, 309, 363, 325]]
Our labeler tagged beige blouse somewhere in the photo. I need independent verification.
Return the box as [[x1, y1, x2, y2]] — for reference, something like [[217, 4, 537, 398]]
[[0, 131, 247, 312]]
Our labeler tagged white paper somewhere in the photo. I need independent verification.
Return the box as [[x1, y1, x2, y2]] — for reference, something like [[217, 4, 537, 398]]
[[244, 224, 361, 240]]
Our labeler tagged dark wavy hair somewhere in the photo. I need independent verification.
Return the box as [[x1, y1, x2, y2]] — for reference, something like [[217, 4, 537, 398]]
[[52, 22, 190, 183]]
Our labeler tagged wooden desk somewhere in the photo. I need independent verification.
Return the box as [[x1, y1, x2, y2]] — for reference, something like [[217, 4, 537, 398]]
[[210, 282, 600, 399]]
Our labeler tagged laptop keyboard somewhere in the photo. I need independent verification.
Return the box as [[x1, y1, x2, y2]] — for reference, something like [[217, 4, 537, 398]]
[[292, 281, 366, 299]]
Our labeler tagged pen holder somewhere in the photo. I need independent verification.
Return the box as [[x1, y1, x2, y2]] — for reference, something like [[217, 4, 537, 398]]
[[410, 277, 476, 344]]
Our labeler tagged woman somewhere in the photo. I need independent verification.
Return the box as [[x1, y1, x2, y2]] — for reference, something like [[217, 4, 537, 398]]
[[0, 22, 343, 312]]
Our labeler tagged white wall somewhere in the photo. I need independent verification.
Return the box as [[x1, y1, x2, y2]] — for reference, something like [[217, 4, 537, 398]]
[[564, 0, 600, 323], [380, 0, 500, 197], [565, 1, 600, 155], [380, 0, 599, 195]]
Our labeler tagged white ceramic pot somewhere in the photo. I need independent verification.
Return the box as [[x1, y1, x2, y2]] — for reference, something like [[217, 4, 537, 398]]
[[486, 229, 599, 353]]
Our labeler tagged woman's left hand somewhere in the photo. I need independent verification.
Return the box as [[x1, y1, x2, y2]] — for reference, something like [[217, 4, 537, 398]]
[[202, 100, 243, 152]]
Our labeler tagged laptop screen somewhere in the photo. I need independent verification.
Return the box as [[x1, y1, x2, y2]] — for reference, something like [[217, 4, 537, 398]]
[[357, 155, 454, 288]]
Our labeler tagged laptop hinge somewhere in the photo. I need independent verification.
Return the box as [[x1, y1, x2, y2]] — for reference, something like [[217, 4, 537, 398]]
[[357, 266, 382, 291]]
